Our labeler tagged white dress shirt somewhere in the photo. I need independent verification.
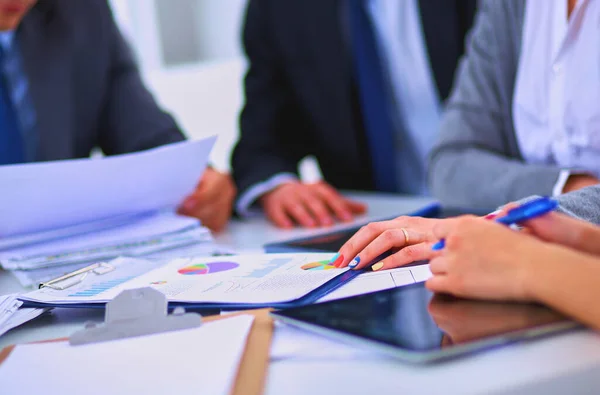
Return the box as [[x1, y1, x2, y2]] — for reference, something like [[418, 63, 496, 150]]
[[514, 0, 600, 195], [236, 0, 440, 216]]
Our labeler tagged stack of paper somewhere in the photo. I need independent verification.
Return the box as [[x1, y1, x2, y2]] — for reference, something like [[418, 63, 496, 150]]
[[0, 294, 50, 338], [2, 211, 219, 288], [0, 138, 228, 288]]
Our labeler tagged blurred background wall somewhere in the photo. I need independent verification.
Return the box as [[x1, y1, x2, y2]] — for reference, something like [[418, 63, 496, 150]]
[[107, 0, 248, 172], [107, 0, 321, 181]]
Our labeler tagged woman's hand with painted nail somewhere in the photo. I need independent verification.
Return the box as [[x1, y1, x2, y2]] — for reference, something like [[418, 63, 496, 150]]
[[335, 216, 442, 271]]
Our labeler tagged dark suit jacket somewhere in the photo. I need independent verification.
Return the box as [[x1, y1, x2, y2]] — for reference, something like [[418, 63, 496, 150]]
[[17, 0, 184, 162], [232, 0, 478, 201]]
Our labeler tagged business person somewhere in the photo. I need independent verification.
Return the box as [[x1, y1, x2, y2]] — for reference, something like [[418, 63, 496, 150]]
[[232, 0, 477, 228], [426, 213, 600, 331], [429, 0, 600, 211], [0, 0, 235, 231]]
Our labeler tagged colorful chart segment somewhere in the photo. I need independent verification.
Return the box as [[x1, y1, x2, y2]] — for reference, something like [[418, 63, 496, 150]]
[[178, 261, 239, 275], [301, 260, 336, 271]]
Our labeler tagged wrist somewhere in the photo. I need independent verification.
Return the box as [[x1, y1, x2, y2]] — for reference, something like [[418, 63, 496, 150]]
[[520, 242, 557, 302], [523, 244, 570, 303], [562, 174, 599, 193]]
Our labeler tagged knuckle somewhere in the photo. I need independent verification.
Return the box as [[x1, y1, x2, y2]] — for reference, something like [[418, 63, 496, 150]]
[[365, 222, 380, 235], [401, 245, 421, 261], [382, 229, 397, 244]]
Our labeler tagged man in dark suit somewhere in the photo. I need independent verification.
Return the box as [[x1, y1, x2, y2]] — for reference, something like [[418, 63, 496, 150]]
[[232, 0, 477, 228], [0, 0, 235, 231]]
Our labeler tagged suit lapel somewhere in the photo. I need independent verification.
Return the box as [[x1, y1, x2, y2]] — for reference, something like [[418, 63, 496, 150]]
[[18, 6, 74, 161], [418, 0, 460, 100]]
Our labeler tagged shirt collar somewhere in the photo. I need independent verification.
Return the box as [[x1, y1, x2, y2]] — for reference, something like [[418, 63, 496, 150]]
[[0, 31, 15, 52]]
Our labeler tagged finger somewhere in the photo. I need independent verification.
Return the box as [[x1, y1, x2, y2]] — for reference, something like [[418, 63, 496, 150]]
[[314, 184, 353, 221], [370, 241, 437, 271], [345, 199, 367, 215], [264, 200, 294, 229], [337, 221, 399, 267], [283, 199, 317, 228], [426, 275, 452, 294], [432, 216, 479, 240], [524, 212, 600, 254], [489, 202, 519, 220], [191, 176, 222, 203], [349, 229, 414, 270], [432, 218, 459, 240], [299, 191, 335, 227], [429, 256, 448, 275], [209, 210, 232, 233]]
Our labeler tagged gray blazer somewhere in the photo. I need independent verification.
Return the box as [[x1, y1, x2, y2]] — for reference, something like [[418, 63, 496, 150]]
[[429, 0, 600, 224], [17, 0, 184, 162]]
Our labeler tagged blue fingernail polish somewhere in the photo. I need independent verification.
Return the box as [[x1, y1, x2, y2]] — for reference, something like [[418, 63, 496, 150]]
[[349, 256, 361, 268], [431, 239, 446, 251], [328, 253, 340, 264]]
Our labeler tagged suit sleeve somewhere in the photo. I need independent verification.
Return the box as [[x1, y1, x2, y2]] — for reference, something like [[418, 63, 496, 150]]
[[428, 0, 561, 211], [97, 4, 185, 155], [231, 0, 315, 201], [557, 185, 600, 225]]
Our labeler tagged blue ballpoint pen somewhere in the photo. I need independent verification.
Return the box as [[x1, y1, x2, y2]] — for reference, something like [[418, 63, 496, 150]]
[[431, 197, 559, 251]]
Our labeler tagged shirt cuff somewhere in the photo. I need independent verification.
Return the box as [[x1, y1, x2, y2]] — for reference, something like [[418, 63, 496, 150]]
[[235, 173, 299, 218], [552, 170, 572, 197]]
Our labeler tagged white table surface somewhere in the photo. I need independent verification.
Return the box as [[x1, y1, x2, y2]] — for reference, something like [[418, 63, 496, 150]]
[[1, 193, 600, 394]]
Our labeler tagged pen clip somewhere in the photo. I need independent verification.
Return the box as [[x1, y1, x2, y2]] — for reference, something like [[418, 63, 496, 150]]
[[39, 262, 115, 290]]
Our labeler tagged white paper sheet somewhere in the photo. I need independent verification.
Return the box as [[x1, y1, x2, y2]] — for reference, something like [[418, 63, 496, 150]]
[[0, 294, 50, 338], [0, 315, 254, 395], [20, 253, 345, 306], [0, 138, 215, 238], [318, 264, 432, 302]]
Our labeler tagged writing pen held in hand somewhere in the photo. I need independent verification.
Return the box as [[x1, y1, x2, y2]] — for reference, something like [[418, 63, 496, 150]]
[[431, 197, 559, 251]]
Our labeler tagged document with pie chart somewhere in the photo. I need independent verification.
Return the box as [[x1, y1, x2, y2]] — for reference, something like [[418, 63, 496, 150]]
[[21, 253, 350, 307]]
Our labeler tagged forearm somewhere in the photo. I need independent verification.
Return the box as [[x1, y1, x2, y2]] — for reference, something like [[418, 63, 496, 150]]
[[527, 246, 600, 331], [430, 147, 561, 210]]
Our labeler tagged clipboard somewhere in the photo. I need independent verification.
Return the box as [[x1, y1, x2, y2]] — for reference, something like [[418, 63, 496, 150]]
[[0, 290, 274, 395]]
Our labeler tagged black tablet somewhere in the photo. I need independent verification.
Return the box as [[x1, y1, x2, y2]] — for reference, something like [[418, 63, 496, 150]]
[[271, 283, 580, 363], [264, 205, 487, 253]]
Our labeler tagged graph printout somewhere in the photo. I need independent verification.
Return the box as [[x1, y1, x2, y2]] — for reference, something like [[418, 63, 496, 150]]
[[21, 253, 346, 306]]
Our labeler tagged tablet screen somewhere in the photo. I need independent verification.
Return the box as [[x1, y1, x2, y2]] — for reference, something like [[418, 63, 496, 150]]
[[265, 207, 488, 253], [272, 283, 578, 362]]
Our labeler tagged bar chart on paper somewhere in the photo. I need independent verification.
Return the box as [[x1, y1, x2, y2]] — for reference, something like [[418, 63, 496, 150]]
[[68, 276, 135, 297]]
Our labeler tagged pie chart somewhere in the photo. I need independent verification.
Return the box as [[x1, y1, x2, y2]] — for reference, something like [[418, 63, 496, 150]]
[[178, 261, 239, 275], [301, 260, 336, 271]]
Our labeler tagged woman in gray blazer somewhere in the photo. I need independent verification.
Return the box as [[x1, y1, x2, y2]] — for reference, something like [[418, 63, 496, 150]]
[[430, 0, 600, 213], [332, 0, 600, 273]]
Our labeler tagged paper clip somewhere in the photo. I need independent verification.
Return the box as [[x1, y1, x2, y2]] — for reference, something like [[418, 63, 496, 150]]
[[39, 262, 115, 290]]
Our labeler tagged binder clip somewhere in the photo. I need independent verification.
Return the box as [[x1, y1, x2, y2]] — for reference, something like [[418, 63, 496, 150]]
[[69, 287, 202, 346]]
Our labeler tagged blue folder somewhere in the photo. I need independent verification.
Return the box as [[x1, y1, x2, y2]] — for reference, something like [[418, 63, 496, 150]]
[[21, 202, 441, 311]]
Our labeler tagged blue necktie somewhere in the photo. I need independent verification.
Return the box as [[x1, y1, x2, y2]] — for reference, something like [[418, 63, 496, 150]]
[[0, 44, 24, 165], [348, 0, 398, 193]]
